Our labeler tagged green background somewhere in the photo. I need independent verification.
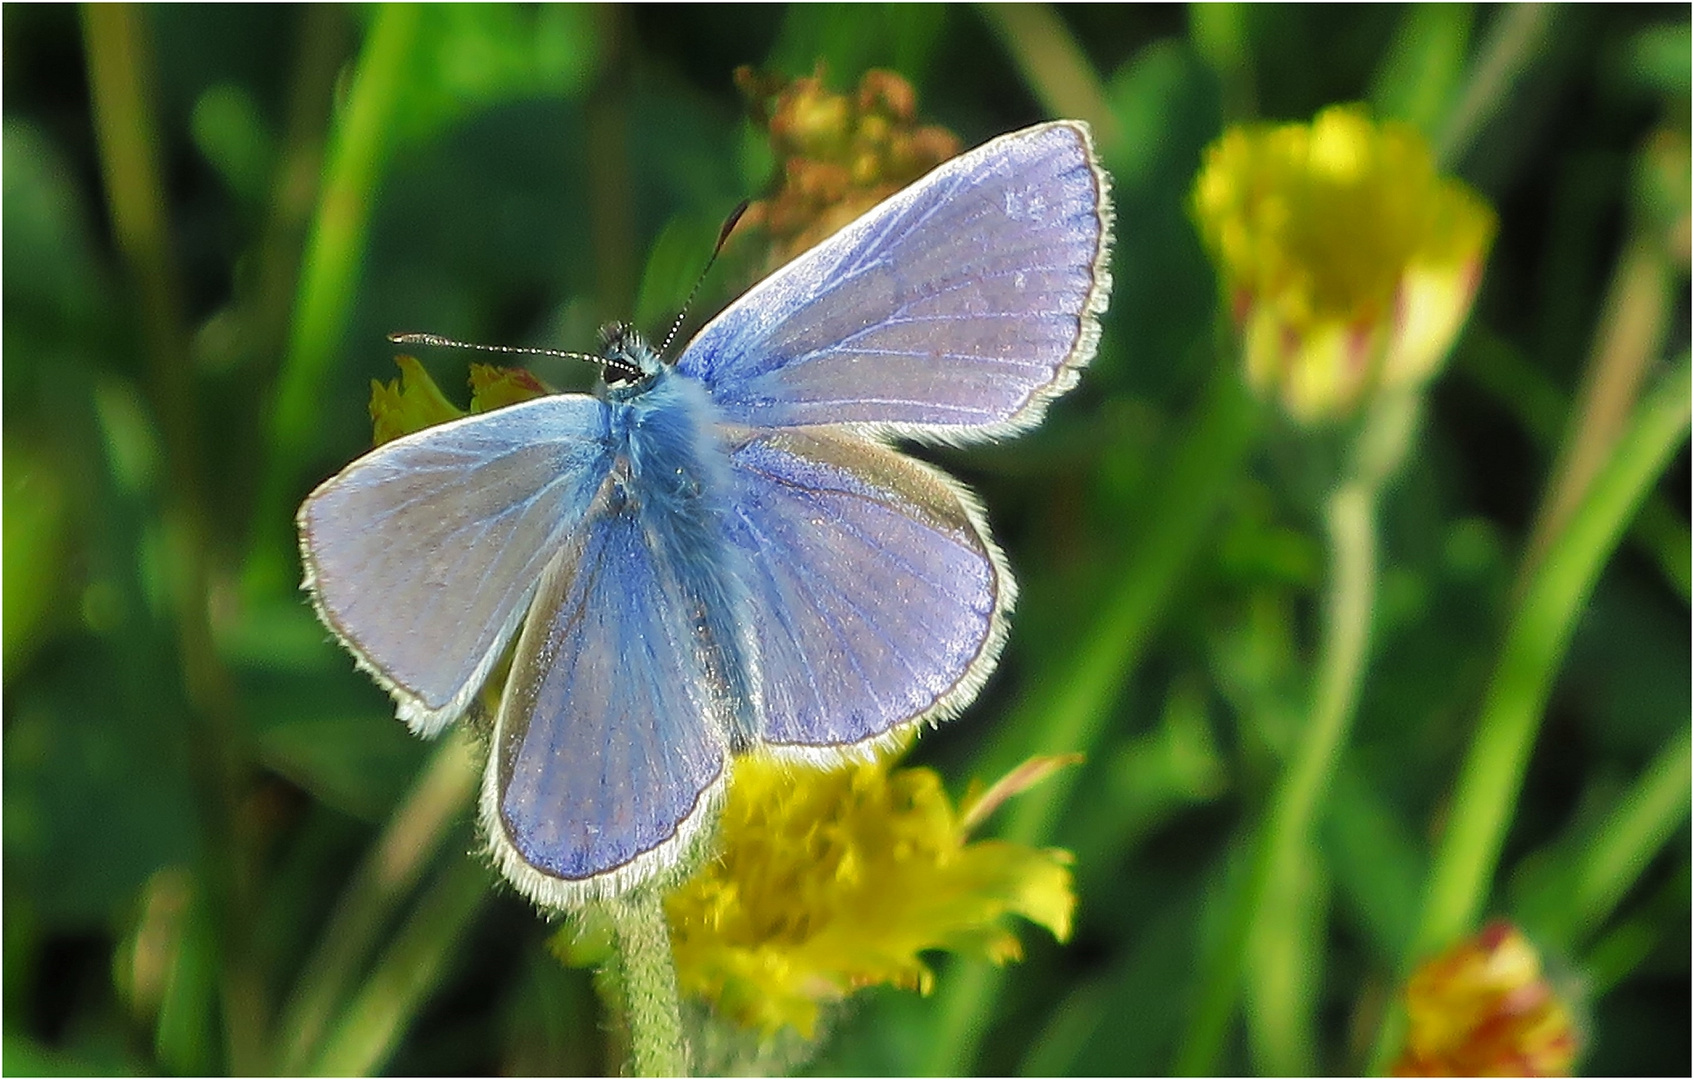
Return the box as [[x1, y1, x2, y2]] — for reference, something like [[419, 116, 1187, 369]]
[[4, 4, 1688, 1075]]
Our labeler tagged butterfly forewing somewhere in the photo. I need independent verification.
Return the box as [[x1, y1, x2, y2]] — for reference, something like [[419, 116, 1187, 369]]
[[676, 120, 1112, 441], [298, 396, 612, 735]]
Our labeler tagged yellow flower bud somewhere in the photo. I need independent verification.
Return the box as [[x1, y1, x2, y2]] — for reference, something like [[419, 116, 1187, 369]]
[[1393, 920, 1580, 1077], [1193, 105, 1496, 422]]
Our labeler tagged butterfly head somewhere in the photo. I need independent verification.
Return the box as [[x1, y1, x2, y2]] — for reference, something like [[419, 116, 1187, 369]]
[[598, 322, 664, 396]]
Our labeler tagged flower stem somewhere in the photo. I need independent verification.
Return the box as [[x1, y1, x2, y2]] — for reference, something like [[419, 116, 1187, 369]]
[[607, 889, 689, 1077], [1519, 235, 1673, 589], [234, 5, 353, 379], [585, 3, 637, 324], [1414, 361, 1690, 953], [1189, 3, 1257, 121], [1371, 356, 1691, 1071], [1458, 336, 1689, 601], [1434, 3, 1555, 169], [1175, 391, 1418, 1076]]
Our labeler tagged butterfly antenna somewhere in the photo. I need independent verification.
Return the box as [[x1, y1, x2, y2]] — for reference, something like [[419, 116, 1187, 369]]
[[657, 199, 751, 356], [386, 332, 602, 366], [391, 332, 661, 385]]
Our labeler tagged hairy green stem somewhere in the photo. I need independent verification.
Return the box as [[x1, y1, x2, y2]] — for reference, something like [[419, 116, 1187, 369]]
[[924, 363, 1261, 1075], [82, 6, 266, 1069], [278, 730, 481, 1073], [247, 3, 421, 597], [1372, 357, 1691, 1071], [607, 889, 689, 1077], [1243, 835, 1328, 1076], [1175, 392, 1418, 1076], [310, 855, 489, 1076]]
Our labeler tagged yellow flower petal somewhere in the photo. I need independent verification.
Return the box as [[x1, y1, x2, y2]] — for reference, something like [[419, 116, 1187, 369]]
[[467, 362, 549, 413], [368, 355, 463, 446], [368, 356, 550, 446]]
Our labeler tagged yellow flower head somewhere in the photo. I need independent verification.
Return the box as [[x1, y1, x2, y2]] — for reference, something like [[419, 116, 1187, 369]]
[[619, 751, 1076, 1040], [735, 65, 962, 269], [368, 356, 548, 445], [1393, 920, 1580, 1077], [1193, 104, 1496, 421]]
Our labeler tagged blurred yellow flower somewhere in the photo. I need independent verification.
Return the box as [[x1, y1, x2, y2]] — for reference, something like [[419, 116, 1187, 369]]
[[1392, 920, 1579, 1077], [368, 356, 548, 445], [1193, 104, 1496, 421]]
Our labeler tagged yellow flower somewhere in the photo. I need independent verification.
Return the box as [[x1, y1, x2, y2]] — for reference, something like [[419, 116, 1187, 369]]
[[1193, 104, 1496, 421], [368, 356, 548, 445], [551, 751, 1075, 1040], [735, 65, 961, 269], [1393, 920, 1580, 1077], [665, 751, 1074, 1038], [466, 362, 550, 414], [369, 355, 463, 445]]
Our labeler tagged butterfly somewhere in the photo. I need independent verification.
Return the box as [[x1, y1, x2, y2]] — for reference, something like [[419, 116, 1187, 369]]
[[297, 120, 1113, 909]]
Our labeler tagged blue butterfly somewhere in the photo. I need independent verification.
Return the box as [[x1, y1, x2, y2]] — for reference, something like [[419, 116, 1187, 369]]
[[297, 121, 1113, 908]]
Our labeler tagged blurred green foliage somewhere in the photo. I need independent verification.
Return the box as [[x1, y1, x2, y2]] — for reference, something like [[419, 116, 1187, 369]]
[[3, 4, 1688, 1076]]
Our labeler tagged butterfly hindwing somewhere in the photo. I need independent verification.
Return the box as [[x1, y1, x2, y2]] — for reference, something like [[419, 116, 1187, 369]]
[[485, 478, 736, 907], [727, 429, 1010, 752], [298, 396, 612, 735], [676, 120, 1112, 441]]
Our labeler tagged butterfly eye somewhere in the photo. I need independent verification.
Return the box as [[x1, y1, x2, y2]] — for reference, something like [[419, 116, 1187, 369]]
[[603, 363, 645, 388]]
